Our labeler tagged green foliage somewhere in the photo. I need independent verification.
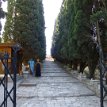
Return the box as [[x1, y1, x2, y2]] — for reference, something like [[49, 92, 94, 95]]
[[3, 0, 46, 61], [90, 10, 107, 23], [3, 0, 16, 42], [52, 0, 107, 65]]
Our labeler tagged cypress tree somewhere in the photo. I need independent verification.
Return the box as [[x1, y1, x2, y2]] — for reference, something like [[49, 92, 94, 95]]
[[3, 0, 46, 61], [52, 0, 107, 75], [3, 0, 15, 42]]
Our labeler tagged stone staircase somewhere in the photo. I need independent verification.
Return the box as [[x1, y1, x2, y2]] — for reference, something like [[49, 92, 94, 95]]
[[63, 65, 107, 101]]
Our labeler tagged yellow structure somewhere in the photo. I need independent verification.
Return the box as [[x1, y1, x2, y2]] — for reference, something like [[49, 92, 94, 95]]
[[0, 43, 23, 74]]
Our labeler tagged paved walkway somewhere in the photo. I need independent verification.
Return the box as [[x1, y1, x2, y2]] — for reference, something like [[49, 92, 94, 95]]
[[0, 60, 106, 107], [16, 60, 106, 107]]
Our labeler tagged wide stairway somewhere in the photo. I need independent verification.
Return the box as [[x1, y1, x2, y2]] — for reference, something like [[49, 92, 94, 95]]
[[16, 60, 106, 107]]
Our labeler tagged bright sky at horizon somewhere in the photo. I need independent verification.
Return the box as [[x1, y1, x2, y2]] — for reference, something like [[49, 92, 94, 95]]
[[1, 1, 7, 36], [43, 0, 63, 55]]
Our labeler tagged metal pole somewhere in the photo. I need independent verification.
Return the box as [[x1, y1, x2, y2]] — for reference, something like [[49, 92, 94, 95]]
[[99, 57, 104, 107], [4, 56, 8, 107], [13, 50, 17, 107], [96, 20, 105, 107], [12, 45, 20, 107]]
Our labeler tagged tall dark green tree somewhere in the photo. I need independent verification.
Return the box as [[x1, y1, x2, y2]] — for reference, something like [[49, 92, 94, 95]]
[[3, 0, 15, 42], [52, 0, 74, 63], [3, 0, 46, 61], [52, 0, 107, 77]]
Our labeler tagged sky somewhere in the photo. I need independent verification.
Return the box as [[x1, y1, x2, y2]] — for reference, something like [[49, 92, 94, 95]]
[[43, 0, 63, 55], [1, 0, 63, 55], [1, 2, 7, 36]]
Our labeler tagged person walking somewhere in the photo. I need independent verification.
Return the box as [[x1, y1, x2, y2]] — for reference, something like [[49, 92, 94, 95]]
[[35, 58, 41, 77], [28, 58, 35, 76]]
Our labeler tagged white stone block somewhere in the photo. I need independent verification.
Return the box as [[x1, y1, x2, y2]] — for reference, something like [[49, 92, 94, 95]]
[[23, 71, 29, 79]]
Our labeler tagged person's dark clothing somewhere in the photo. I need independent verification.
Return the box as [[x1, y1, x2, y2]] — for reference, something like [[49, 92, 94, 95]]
[[35, 62, 41, 77]]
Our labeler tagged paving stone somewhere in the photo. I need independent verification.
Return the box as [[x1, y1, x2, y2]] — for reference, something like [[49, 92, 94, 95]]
[[1, 60, 107, 107], [16, 60, 107, 107]]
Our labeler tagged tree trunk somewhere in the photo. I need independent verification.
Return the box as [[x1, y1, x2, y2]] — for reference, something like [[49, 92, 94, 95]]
[[79, 61, 87, 74], [88, 61, 97, 79]]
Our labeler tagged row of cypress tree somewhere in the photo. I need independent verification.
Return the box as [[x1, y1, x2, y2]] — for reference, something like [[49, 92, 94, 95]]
[[51, 0, 107, 78], [3, 0, 46, 61]]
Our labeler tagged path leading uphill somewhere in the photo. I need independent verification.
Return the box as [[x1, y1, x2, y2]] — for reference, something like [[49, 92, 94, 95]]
[[16, 60, 106, 107]]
